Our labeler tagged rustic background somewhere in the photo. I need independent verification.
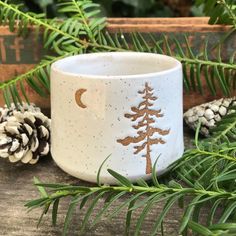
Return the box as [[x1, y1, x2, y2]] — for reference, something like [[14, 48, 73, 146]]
[[0, 17, 235, 110]]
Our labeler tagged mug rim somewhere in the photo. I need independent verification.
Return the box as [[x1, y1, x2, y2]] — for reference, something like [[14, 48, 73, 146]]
[[51, 52, 182, 79]]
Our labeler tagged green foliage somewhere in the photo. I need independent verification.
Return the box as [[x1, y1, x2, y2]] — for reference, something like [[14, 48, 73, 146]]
[[210, 108, 236, 143], [57, 0, 106, 40], [28, 175, 235, 235], [196, 0, 236, 26], [196, 0, 236, 43]]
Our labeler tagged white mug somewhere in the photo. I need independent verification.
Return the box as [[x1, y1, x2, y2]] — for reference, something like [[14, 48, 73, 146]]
[[51, 52, 183, 184]]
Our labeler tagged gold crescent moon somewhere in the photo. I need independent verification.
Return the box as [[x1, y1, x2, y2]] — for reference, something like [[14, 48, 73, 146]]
[[75, 89, 87, 109]]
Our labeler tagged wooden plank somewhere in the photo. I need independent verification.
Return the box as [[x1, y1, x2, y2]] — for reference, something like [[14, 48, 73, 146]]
[[107, 24, 231, 32], [108, 17, 210, 24], [107, 17, 231, 32]]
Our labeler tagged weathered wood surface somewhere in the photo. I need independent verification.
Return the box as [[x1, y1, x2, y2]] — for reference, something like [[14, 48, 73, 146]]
[[0, 129, 197, 236]]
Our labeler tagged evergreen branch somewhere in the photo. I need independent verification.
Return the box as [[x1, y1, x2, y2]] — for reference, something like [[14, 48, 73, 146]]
[[195, 0, 236, 47], [171, 145, 236, 185], [197, 0, 236, 27], [0, 1, 124, 53], [0, 1, 84, 47], [2, 0, 235, 68], [188, 221, 236, 236], [0, 59, 52, 91], [26, 171, 236, 235], [0, 49, 81, 106], [218, 0, 236, 28], [1, 58, 51, 107], [178, 57, 235, 70], [210, 110, 236, 143], [0, 1, 45, 36], [71, 0, 96, 41], [58, 0, 106, 42], [193, 148, 236, 163], [171, 114, 236, 192], [29, 182, 236, 202]]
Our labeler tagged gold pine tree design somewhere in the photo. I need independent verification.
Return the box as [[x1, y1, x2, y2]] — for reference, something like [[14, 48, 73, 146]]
[[117, 82, 170, 174]]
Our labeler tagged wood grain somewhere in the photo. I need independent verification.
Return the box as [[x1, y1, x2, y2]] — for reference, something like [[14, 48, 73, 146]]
[[107, 17, 231, 32], [0, 129, 196, 236]]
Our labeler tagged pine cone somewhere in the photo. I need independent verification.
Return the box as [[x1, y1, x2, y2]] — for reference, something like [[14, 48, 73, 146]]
[[184, 97, 236, 136], [0, 103, 50, 164], [0, 103, 40, 123]]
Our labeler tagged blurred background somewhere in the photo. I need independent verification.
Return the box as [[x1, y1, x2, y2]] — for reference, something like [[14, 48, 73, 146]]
[[9, 0, 204, 18]]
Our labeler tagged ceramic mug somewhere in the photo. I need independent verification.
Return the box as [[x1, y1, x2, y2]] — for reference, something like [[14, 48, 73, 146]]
[[51, 52, 183, 184]]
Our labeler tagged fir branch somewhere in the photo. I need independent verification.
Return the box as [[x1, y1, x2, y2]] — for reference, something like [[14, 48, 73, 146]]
[[209, 109, 236, 143], [0, 59, 52, 91], [188, 221, 236, 236], [0, 1, 84, 48], [1, 58, 51, 107], [196, 0, 236, 49], [0, 1, 124, 52], [171, 114, 236, 192], [178, 57, 235, 70], [197, 0, 236, 27], [70, 0, 97, 41], [219, 0, 236, 28], [0, 49, 82, 106], [58, 0, 106, 42], [28, 182, 236, 204], [187, 147, 236, 163], [26, 170, 236, 235]]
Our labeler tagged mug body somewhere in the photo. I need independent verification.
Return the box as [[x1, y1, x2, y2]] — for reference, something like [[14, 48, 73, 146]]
[[51, 52, 183, 184]]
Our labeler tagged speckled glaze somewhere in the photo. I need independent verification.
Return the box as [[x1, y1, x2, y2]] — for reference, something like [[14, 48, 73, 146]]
[[51, 52, 183, 184]]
